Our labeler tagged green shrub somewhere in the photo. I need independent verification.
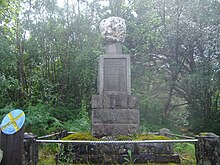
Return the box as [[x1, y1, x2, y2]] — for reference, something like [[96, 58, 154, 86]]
[[0, 106, 13, 121], [62, 118, 90, 132], [25, 103, 63, 135]]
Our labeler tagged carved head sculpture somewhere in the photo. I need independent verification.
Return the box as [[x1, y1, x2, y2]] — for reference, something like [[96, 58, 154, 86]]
[[100, 17, 126, 43]]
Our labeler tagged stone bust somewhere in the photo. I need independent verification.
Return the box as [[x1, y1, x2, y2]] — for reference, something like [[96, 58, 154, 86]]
[[100, 17, 126, 43]]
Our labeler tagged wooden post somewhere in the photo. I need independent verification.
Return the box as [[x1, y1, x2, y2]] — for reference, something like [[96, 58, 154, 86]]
[[23, 133, 38, 165], [0, 131, 2, 163], [0, 126, 24, 165]]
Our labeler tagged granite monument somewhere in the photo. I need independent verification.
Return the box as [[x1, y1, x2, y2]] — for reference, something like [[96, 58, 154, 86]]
[[92, 17, 139, 137]]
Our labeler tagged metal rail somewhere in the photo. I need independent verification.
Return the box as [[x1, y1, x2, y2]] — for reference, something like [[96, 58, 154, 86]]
[[165, 133, 195, 139], [38, 131, 76, 139], [36, 139, 198, 144], [38, 132, 62, 139]]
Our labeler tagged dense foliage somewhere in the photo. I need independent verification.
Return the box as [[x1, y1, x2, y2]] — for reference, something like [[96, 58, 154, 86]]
[[0, 0, 219, 135]]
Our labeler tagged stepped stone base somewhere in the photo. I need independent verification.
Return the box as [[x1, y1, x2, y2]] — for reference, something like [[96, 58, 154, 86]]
[[92, 94, 139, 137]]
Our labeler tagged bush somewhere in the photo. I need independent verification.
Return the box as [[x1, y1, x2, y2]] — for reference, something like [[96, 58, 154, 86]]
[[25, 103, 63, 135], [0, 106, 13, 121]]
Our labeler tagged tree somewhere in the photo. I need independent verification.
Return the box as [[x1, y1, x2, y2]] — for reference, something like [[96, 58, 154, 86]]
[[0, 0, 219, 135]]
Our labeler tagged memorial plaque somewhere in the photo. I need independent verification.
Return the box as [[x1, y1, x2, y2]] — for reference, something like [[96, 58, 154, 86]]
[[103, 58, 127, 91]]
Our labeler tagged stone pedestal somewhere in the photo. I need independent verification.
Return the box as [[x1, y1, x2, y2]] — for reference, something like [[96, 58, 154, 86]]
[[92, 94, 139, 137], [195, 133, 220, 165], [92, 43, 139, 137]]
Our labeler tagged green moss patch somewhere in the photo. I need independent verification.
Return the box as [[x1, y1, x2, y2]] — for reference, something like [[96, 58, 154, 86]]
[[62, 132, 99, 141], [62, 132, 171, 141], [135, 134, 171, 140]]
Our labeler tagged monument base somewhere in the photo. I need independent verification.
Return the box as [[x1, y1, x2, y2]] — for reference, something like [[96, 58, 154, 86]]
[[92, 124, 139, 137], [92, 94, 139, 137]]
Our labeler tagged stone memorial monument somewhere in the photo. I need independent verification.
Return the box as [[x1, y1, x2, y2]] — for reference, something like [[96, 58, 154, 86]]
[[92, 17, 139, 137], [58, 17, 180, 164]]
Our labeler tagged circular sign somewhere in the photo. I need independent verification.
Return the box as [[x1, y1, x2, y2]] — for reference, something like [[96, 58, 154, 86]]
[[0, 109, 25, 135]]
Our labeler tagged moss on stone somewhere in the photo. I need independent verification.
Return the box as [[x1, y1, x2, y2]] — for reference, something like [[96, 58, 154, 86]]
[[62, 132, 171, 141], [135, 134, 171, 140], [199, 132, 218, 137], [62, 132, 99, 141], [113, 134, 171, 141]]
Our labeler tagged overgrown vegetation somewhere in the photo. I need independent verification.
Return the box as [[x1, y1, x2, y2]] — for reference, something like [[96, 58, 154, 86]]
[[38, 144, 58, 165], [174, 143, 196, 165]]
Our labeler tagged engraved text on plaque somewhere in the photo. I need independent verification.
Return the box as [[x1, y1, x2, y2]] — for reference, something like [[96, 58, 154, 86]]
[[103, 58, 127, 91]]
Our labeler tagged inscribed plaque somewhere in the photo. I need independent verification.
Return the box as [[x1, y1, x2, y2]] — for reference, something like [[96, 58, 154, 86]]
[[103, 58, 127, 91]]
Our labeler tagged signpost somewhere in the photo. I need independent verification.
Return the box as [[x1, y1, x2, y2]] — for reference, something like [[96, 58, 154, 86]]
[[0, 109, 25, 165]]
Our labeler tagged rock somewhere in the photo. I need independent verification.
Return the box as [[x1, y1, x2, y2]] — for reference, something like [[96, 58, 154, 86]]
[[100, 17, 126, 43], [24, 132, 37, 139], [199, 132, 218, 137], [159, 128, 172, 136], [59, 142, 180, 164], [155, 154, 180, 163], [195, 134, 220, 165]]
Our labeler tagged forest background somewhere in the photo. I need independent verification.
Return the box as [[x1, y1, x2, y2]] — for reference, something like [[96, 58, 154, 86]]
[[0, 0, 219, 136]]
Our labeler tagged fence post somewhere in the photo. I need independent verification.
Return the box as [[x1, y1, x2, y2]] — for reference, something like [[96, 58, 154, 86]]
[[23, 133, 38, 165], [195, 133, 220, 165], [0, 126, 24, 165], [0, 130, 2, 163]]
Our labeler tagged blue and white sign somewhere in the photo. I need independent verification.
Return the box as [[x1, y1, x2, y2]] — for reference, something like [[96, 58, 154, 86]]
[[0, 109, 25, 135]]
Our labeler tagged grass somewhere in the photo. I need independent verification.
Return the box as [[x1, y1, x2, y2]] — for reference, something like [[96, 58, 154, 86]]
[[174, 143, 196, 165], [38, 144, 57, 165]]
